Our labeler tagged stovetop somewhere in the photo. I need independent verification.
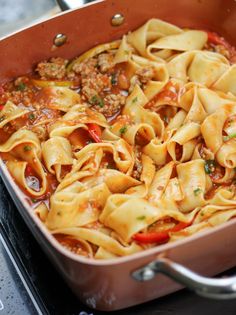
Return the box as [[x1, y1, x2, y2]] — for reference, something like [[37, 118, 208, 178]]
[[0, 177, 236, 315]]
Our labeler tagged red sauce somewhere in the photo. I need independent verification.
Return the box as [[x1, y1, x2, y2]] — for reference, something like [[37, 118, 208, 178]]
[[54, 234, 92, 258], [145, 81, 180, 110]]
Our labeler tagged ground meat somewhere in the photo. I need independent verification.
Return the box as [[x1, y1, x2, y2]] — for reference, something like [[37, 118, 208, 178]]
[[31, 125, 48, 141], [36, 57, 68, 80], [73, 57, 111, 101], [129, 75, 142, 93], [3, 90, 32, 106], [129, 66, 155, 93], [132, 146, 143, 180], [92, 93, 125, 117], [97, 53, 114, 73], [204, 43, 231, 59], [136, 66, 155, 84], [71, 56, 127, 117], [82, 73, 111, 101], [73, 58, 97, 77], [2, 77, 34, 106], [213, 44, 231, 59]]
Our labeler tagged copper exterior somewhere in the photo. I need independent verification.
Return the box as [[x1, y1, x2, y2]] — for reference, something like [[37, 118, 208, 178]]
[[0, 0, 236, 311]]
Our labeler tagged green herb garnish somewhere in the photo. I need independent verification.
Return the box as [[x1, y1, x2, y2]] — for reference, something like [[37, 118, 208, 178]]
[[204, 159, 216, 174], [132, 96, 138, 103], [24, 145, 32, 152], [0, 115, 5, 122], [111, 73, 117, 85], [90, 95, 104, 108], [86, 140, 93, 145], [29, 113, 35, 120], [193, 188, 202, 196], [223, 133, 236, 141], [136, 215, 146, 220], [163, 115, 169, 123], [17, 82, 26, 91], [31, 198, 37, 203], [119, 126, 127, 135]]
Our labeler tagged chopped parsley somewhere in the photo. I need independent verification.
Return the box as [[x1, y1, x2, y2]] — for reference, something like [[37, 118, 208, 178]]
[[193, 188, 202, 196], [29, 113, 35, 120], [163, 115, 169, 123], [90, 95, 104, 108], [24, 145, 32, 152], [223, 133, 236, 141], [132, 96, 138, 103], [86, 139, 93, 145], [119, 125, 127, 135], [204, 160, 216, 174], [111, 73, 117, 85], [17, 82, 26, 91], [107, 163, 116, 169], [136, 215, 146, 220], [31, 198, 38, 203]]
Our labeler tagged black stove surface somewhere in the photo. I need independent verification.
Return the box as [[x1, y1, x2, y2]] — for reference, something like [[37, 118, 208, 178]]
[[0, 177, 236, 315]]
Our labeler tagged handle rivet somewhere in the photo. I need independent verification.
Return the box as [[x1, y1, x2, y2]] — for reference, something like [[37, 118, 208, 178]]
[[111, 13, 125, 26], [54, 33, 67, 47], [141, 268, 155, 281], [132, 267, 155, 281]]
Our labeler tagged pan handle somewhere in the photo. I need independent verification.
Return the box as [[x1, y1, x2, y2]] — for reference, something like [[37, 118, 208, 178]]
[[132, 257, 236, 299], [56, 0, 95, 11]]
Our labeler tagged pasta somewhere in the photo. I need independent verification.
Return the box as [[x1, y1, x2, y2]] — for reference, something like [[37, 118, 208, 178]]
[[1, 18, 236, 259]]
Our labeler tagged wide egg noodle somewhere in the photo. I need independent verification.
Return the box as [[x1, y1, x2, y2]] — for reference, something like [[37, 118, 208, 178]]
[[213, 64, 236, 95], [167, 51, 230, 87], [46, 183, 111, 230], [177, 159, 208, 212], [147, 30, 207, 60], [167, 122, 200, 162], [36, 86, 81, 112], [42, 136, 74, 182], [51, 227, 142, 257], [127, 18, 182, 60], [0, 101, 29, 128], [201, 104, 236, 153], [0, 130, 47, 196]]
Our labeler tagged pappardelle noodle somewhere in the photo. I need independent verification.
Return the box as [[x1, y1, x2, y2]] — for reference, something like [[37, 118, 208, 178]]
[[1, 19, 236, 259]]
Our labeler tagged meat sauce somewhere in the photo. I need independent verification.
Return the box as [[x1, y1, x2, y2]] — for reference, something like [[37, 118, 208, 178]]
[[0, 29, 236, 255]]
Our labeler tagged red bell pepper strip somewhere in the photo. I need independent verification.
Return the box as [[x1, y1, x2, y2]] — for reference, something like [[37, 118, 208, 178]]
[[133, 220, 193, 244], [170, 221, 191, 232], [87, 123, 102, 143], [0, 105, 4, 110], [206, 31, 236, 58], [25, 165, 34, 177], [206, 31, 227, 47], [133, 231, 170, 244]]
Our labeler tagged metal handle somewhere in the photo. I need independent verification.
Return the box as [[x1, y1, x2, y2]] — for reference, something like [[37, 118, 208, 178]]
[[56, 0, 94, 11], [132, 257, 236, 299]]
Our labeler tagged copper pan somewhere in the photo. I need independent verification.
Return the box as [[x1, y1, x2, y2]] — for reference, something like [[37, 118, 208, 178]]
[[0, 0, 236, 311]]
